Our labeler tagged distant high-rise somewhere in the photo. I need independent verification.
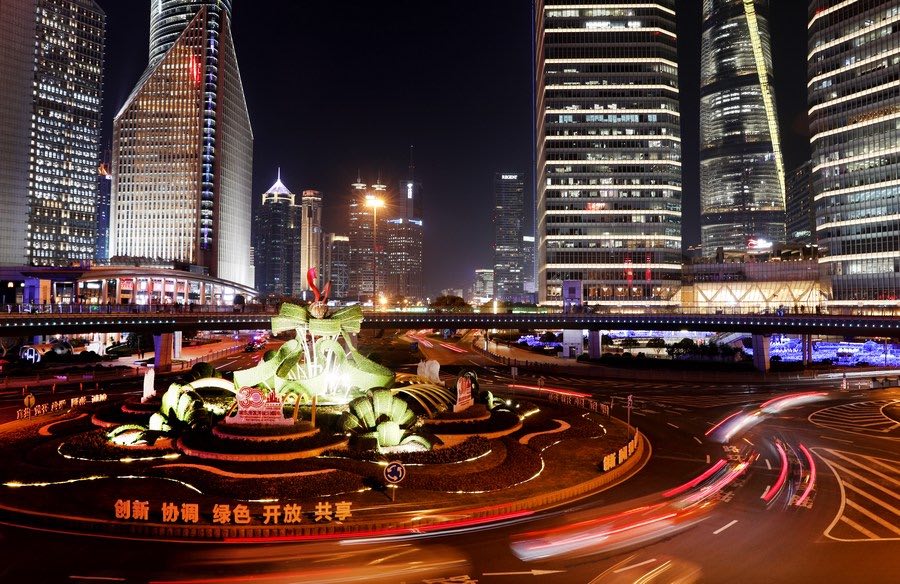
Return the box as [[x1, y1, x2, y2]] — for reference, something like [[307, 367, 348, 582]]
[[536, 1, 682, 306], [494, 173, 525, 301], [472, 268, 494, 301], [110, 0, 254, 287], [786, 162, 813, 246], [809, 0, 900, 307], [0, 0, 105, 266], [700, 0, 785, 256], [254, 173, 300, 296], [522, 235, 536, 295], [348, 179, 387, 300], [385, 157, 425, 300], [299, 189, 323, 298], [323, 233, 350, 300], [96, 156, 112, 262]]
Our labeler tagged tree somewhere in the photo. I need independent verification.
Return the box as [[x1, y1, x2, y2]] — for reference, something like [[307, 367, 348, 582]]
[[619, 337, 640, 350], [430, 295, 470, 312], [646, 338, 666, 349]]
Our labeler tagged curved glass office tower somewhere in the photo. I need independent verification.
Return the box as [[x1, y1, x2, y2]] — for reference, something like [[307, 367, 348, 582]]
[[149, 0, 233, 64], [536, 1, 683, 307], [809, 1, 900, 307], [700, 0, 785, 257], [111, 0, 253, 287]]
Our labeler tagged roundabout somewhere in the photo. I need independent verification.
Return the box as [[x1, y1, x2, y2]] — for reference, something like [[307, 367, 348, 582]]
[[0, 293, 645, 542]]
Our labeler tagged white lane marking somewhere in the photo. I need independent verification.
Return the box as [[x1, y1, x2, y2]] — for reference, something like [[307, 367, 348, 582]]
[[613, 558, 657, 574], [762, 485, 771, 499], [666, 422, 679, 429], [693, 436, 703, 445], [743, 437, 754, 446], [713, 519, 739, 535], [706, 454, 710, 463], [765, 459, 772, 470]]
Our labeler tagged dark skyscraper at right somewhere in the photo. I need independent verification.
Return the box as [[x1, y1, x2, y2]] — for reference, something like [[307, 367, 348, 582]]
[[809, 1, 900, 308], [700, 0, 786, 257]]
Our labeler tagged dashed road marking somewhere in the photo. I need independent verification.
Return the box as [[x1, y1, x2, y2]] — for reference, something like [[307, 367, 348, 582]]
[[713, 519, 738, 535], [613, 558, 657, 574]]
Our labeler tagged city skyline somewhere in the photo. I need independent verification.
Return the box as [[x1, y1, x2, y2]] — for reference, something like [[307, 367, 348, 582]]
[[96, 1, 810, 296]]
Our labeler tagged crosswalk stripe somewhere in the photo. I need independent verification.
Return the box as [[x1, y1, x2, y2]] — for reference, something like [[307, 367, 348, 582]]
[[826, 450, 900, 487], [842, 482, 900, 518], [840, 515, 881, 539], [861, 455, 900, 473], [845, 499, 900, 535], [824, 458, 900, 500]]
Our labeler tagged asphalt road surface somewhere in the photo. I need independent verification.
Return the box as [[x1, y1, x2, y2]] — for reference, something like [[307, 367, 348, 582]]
[[0, 334, 897, 583]]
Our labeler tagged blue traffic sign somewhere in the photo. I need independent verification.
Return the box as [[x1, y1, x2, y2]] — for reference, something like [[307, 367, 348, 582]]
[[384, 461, 406, 484]]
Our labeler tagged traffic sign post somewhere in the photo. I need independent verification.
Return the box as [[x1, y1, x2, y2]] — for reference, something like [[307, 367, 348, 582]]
[[23, 393, 35, 409], [384, 460, 406, 502]]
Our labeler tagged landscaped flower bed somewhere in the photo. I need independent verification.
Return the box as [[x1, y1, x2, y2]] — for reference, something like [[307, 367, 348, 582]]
[[430, 409, 520, 434], [403, 437, 542, 492], [60, 428, 177, 460], [151, 465, 367, 500], [179, 429, 346, 455], [325, 436, 492, 465]]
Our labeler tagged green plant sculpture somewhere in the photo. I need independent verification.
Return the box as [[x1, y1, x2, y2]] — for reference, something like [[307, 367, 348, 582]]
[[339, 388, 432, 451]]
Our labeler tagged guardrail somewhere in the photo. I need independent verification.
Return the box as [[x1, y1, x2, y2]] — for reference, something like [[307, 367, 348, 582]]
[[1, 304, 274, 316]]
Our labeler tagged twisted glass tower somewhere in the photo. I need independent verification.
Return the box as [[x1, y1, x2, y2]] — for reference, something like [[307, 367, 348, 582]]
[[536, 1, 682, 307], [809, 1, 900, 307], [700, 0, 785, 257], [111, 0, 253, 287]]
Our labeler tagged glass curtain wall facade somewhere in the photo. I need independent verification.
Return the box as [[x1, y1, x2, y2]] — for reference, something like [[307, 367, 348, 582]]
[[700, 0, 785, 257], [536, 1, 682, 306], [786, 161, 814, 246], [110, 2, 253, 287], [347, 183, 387, 300], [253, 176, 300, 296], [0, 0, 104, 266], [385, 218, 424, 300], [809, 1, 900, 307], [299, 189, 323, 296], [494, 173, 525, 300], [323, 233, 350, 300], [148, 0, 232, 65]]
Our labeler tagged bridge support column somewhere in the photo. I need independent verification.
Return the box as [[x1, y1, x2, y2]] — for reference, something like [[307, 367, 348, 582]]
[[173, 331, 183, 360], [801, 334, 813, 365], [588, 330, 602, 359], [752, 334, 771, 373], [153, 333, 174, 372]]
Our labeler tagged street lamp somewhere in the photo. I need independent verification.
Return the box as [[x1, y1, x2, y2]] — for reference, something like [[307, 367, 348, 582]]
[[364, 194, 385, 304]]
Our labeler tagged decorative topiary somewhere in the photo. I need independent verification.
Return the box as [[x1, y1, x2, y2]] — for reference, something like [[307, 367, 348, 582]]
[[339, 388, 430, 450]]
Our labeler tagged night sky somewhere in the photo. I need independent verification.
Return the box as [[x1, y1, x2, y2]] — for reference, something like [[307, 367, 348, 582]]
[[99, 1, 810, 297]]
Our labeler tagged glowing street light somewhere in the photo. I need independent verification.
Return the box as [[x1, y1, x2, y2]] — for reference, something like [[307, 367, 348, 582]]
[[365, 194, 385, 303]]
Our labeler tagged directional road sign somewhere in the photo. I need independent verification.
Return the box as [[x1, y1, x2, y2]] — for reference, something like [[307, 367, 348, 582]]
[[384, 461, 406, 484]]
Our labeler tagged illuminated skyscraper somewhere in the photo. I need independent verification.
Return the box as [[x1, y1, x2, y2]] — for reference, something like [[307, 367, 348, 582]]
[[700, 0, 785, 256], [536, 1, 682, 306], [323, 233, 350, 300], [809, 1, 900, 307], [385, 158, 424, 300], [299, 189, 323, 298], [110, 0, 254, 287], [347, 178, 387, 300], [254, 173, 300, 296], [494, 173, 525, 301], [0, 0, 105, 266], [785, 162, 813, 246]]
